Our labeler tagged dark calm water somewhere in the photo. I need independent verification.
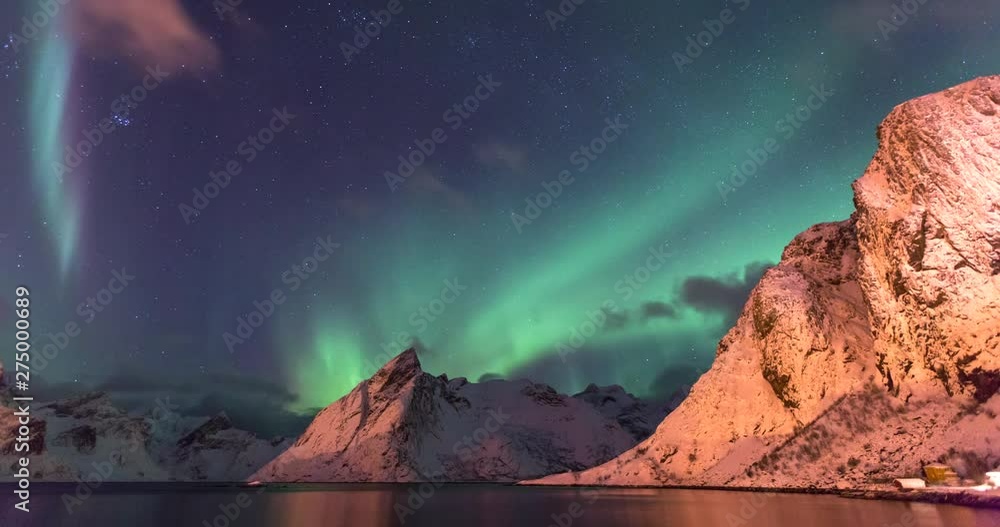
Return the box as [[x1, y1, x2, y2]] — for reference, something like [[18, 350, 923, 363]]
[[0, 485, 998, 527]]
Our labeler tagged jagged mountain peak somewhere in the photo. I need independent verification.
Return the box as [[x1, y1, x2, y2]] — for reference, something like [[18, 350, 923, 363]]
[[367, 348, 425, 394], [381, 347, 422, 373], [176, 413, 234, 449], [252, 352, 670, 483], [577, 383, 627, 396]]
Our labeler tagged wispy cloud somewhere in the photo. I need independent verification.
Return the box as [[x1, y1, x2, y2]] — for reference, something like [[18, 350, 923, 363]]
[[68, 0, 219, 72]]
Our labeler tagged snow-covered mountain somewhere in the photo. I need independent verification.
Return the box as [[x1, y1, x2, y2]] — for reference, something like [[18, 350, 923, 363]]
[[0, 388, 290, 482], [251, 349, 670, 482], [529, 76, 1000, 489]]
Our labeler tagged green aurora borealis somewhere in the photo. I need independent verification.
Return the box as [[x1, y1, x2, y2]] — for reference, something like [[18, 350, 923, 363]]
[[4, 0, 1000, 423], [280, 169, 825, 408]]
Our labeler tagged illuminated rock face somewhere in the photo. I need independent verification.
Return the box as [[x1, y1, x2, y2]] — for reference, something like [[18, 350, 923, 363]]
[[528, 76, 1000, 489], [852, 75, 1000, 402]]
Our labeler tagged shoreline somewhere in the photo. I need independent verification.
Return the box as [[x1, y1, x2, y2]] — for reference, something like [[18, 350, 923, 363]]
[[839, 488, 1000, 510], [515, 482, 1000, 509]]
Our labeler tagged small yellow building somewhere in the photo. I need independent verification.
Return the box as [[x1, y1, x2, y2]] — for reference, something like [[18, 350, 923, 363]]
[[923, 464, 960, 486]]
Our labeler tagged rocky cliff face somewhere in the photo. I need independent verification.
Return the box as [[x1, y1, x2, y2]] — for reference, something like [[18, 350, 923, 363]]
[[853, 77, 1000, 402], [530, 76, 1000, 488], [0, 391, 290, 481], [251, 349, 669, 482]]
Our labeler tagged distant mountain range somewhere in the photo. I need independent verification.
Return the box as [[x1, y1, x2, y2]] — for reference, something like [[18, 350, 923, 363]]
[[0, 389, 289, 482]]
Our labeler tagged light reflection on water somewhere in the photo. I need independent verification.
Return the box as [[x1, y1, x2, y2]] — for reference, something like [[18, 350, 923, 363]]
[[0, 485, 996, 527]]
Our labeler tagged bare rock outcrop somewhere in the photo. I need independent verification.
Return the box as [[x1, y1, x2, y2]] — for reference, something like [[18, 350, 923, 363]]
[[853, 76, 1000, 401]]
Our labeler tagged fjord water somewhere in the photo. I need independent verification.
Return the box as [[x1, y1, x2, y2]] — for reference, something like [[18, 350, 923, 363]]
[[2, 486, 997, 526]]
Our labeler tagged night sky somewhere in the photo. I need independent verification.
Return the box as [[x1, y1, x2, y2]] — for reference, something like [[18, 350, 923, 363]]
[[1, 0, 998, 435]]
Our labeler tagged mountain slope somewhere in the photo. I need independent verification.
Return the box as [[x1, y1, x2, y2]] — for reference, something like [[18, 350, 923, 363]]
[[251, 349, 669, 482], [529, 76, 1000, 488], [0, 389, 290, 481]]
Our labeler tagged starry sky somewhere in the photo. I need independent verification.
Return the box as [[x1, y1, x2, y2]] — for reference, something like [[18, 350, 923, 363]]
[[1, 0, 999, 436]]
